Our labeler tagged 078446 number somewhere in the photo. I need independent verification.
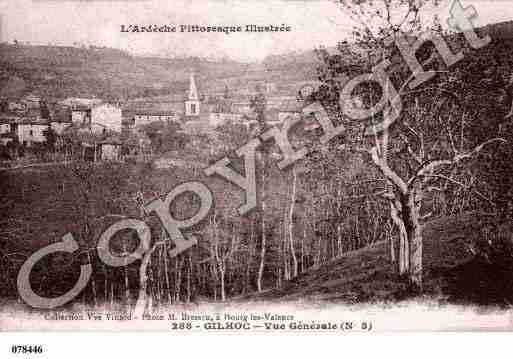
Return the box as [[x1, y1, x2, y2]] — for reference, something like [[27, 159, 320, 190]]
[[11, 345, 43, 354]]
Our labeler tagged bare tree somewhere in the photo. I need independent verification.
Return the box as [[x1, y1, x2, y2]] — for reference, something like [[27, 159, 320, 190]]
[[315, 0, 506, 289]]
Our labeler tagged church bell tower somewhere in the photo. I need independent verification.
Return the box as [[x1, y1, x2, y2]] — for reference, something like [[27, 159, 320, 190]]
[[185, 72, 200, 118]]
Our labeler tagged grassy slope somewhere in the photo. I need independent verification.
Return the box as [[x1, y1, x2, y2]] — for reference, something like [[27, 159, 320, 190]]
[[240, 213, 513, 307]]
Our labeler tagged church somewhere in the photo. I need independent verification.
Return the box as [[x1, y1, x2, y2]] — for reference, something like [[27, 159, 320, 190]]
[[181, 71, 247, 130], [125, 70, 256, 135], [127, 71, 202, 129]]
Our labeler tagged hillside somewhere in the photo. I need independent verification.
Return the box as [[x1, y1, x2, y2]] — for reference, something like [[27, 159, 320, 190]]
[[241, 213, 513, 307], [0, 42, 325, 103], [0, 44, 250, 101]]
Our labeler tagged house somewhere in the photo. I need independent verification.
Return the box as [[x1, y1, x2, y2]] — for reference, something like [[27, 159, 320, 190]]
[[133, 110, 179, 127], [66, 100, 122, 134], [208, 112, 244, 127], [0, 109, 50, 147], [49, 105, 72, 135], [0, 122, 14, 145], [6, 101, 26, 112], [17, 119, 49, 146], [231, 102, 253, 115], [91, 103, 122, 133], [61, 97, 102, 108], [62, 124, 121, 162], [50, 121, 72, 135], [22, 94, 41, 109], [71, 105, 91, 126], [0, 123, 11, 135], [100, 135, 122, 161]]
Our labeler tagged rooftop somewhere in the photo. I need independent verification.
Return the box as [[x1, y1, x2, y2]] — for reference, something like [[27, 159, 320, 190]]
[[0, 108, 50, 125], [134, 110, 177, 116], [60, 97, 102, 109]]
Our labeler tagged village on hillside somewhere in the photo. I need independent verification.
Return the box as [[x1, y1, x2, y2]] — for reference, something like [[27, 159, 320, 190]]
[[0, 71, 312, 167]]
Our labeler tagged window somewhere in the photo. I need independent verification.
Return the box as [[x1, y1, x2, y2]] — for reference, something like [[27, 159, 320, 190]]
[[191, 104, 196, 114], [29, 130, 33, 136]]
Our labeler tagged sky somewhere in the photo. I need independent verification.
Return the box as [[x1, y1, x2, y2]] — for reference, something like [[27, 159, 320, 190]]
[[0, 0, 512, 62]]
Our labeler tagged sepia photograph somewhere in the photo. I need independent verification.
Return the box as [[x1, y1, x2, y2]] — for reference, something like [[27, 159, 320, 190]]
[[1, 0, 513, 345]]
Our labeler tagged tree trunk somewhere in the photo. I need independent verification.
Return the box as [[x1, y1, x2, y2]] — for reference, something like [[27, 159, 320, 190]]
[[134, 243, 158, 318], [288, 166, 299, 278], [122, 240, 130, 305], [147, 267, 154, 311], [220, 266, 226, 301], [387, 221, 396, 264], [103, 266, 108, 307], [404, 191, 423, 290], [163, 240, 172, 305], [337, 224, 342, 257], [186, 252, 192, 303], [390, 200, 409, 275], [354, 213, 359, 251], [257, 161, 266, 292], [212, 262, 218, 301], [110, 280, 114, 309], [212, 214, 222, 300], [87, 251, 98, 307], [244, 223, 254, 294], [175, 257, 183, 302], [282, 220, 290, 281], [301, 223, 305, 273], [390, 190, 423, 289]]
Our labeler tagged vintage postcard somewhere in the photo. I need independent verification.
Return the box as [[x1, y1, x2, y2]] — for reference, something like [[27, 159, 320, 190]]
[[1, 0, 513, 337]]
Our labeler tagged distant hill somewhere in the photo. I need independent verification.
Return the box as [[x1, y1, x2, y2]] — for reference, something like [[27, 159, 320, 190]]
[[258, 19, 513, 80], [2, 20, 512, 104], [261, 49, 323, 78], [0, 42, 326, 103], [0, 44, 250, 101], [482, 20, 513, 40]]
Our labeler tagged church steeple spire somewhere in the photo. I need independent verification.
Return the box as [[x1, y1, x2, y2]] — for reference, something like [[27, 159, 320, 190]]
[[188, 72, 199, 101]]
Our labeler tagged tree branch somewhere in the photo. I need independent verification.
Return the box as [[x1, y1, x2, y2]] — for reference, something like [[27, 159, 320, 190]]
[[370, 147, 408, 195], [424, 174, 495, 205], [409, 138, 506, 187]]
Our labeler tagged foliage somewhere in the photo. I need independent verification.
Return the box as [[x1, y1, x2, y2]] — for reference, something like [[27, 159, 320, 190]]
[[42, 126, 57, 152], [140, 120, 189, 153]]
